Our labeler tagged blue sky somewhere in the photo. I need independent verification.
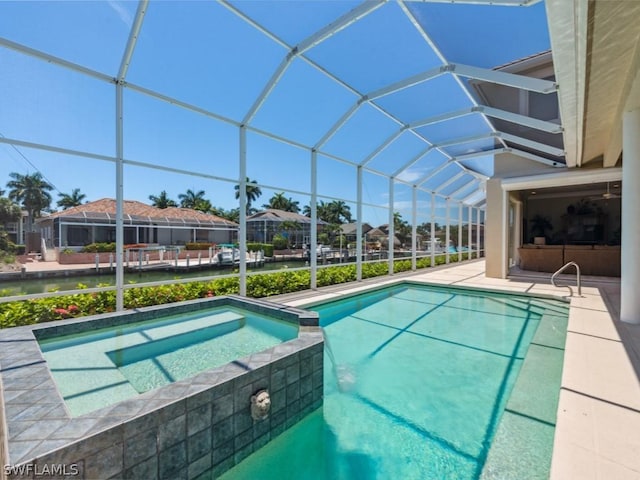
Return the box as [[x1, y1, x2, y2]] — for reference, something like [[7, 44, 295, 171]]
[[0, 0, 550, 225]]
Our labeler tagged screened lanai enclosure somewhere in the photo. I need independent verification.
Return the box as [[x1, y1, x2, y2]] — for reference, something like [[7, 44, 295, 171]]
[[0, 0, 565, 307]]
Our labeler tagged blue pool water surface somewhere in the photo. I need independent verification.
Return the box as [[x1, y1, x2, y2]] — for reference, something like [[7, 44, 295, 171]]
[[220, 283, 569, 479], [38, 307, 298, 416]]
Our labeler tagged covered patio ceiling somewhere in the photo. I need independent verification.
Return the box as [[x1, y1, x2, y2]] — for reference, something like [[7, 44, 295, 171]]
[[0, 0, 568, 209]]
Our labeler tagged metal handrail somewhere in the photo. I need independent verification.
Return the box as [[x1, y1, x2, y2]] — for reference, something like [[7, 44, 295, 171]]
[[551, 261, 582, 296]]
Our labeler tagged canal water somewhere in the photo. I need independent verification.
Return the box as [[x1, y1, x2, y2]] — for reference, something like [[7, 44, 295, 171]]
[[1, 261, 308, 296]]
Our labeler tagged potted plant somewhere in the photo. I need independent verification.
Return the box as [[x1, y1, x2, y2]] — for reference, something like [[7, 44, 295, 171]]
[[529, 214, 553, 244]]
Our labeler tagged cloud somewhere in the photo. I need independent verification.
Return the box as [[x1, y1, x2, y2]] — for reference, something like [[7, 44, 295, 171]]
[[391, 200, 431, 211], [107, 1, 133, 29], [395, 167, 427, 184]]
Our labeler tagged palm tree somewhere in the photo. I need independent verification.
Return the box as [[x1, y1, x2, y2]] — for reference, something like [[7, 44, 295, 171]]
[[280, 220, 302, 246], [178, 189, 206, 209], [56, 188, 86, 210], [235, 178, 262, 215], [328, 200, 352, 224], [263, 192, 287, 210], [310, 200, 352, 225], [148, 191, 177, 209], [211, 206, 240, 223], [302, 200, 332, 223], [393, 212, 412, 247], [0, 197, 21, 226], [193, 198, 212, 213], [6, 172, 53, 231], [263, 192, 300, 213]]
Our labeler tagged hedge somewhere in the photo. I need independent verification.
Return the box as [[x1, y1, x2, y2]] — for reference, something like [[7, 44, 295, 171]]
[[80, 242, 117, 253], [247, 243, 274, 257], [0, 253, 478, 328]]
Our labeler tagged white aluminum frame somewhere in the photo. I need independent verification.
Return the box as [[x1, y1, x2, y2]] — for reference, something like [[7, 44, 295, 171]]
[[0, 0, 560, 306]]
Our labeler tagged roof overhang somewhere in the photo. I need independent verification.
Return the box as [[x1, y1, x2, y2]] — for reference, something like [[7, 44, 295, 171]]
[[547, 0, 640, 168], [500, 166, 622, 191]]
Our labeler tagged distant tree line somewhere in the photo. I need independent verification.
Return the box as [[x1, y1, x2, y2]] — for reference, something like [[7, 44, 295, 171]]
[[2, 172, 469, 247]]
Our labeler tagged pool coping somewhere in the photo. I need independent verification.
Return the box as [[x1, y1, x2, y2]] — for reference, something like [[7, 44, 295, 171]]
[[0, 295, 324, 476]]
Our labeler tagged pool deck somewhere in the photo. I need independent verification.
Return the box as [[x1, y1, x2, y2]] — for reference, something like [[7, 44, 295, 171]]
[[270, 259, 640, 480]]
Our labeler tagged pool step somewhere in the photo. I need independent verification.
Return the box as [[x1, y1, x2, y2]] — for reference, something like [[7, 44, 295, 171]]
[[143, 310, 245, 340], [107, 312, 246, 366], [480, 312, 568, 479]]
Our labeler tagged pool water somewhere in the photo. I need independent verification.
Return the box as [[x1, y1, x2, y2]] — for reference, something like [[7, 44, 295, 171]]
[[220, 284, 569, 479], [38, 307, 298, 416]]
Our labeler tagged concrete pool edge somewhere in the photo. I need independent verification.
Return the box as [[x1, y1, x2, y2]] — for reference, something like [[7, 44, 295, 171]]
[[0, 295, 324, 479]]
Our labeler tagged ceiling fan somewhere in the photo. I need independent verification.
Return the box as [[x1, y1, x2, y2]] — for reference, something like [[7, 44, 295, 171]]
[[590, 182, 621, 201]]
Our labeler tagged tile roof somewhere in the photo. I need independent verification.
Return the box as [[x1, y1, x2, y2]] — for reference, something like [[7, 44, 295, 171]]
[[340, 222, 373, 235], [247, 209, 327, 224], [43, 198, 237, 227]]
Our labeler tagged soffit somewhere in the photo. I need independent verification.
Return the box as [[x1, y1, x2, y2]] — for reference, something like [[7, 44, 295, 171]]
[[582, 0, 640, 166], [545, 0, 587, 169]]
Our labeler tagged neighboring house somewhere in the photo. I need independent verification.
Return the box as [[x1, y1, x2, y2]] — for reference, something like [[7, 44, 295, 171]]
[[339, 222, 373, 243], [36, 198, 238, 248], [3, 210, 28, 245], [246, 209, 327, 245], [370, 225, 401, 248], [367, 227, 386, 243]]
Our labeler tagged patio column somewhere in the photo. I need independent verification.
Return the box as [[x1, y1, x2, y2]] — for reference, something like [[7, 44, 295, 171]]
[[621, 107, 640, 324]]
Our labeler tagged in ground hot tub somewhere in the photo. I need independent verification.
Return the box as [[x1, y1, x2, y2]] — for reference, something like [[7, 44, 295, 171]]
[[39, 304, 299, 416], [0, 295, 323, 479]]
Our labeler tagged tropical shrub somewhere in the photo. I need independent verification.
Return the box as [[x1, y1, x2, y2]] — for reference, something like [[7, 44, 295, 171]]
[[0, 253, 470, 329], [247, 243, 273, 257], [272, 234, 288, 250], [81, 242, 116, 253], [0, 231, 16, 253]]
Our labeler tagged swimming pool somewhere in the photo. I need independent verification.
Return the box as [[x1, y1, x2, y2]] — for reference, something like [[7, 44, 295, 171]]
[[220, 282, 569, 479], [38, 305, 298, 416]]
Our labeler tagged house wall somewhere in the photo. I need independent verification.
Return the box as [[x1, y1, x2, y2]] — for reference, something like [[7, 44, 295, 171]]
[[485, 178, 507, 278], [485, 152, 561, 278], [246, 221, 311, 245], [52, 224, 236, 248], [157, 229, 172, 245], [210, 230, 235, 244], [171, 229, 192, 245]]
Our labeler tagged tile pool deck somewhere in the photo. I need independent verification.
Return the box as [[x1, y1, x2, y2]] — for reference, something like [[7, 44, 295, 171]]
[[270, 259, 640, 479], [1, 259, 638, 478]]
